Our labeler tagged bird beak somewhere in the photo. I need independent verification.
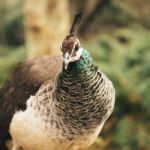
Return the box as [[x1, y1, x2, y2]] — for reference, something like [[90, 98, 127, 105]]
[[63, 52, 71, 69], [63, 48, 83, 69]]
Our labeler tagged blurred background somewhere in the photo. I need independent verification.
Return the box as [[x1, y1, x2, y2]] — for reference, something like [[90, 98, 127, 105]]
[[0, 0, 150, 150]]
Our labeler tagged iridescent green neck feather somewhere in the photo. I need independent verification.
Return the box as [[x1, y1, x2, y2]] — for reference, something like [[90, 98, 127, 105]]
[[63, 48, 94, 74]]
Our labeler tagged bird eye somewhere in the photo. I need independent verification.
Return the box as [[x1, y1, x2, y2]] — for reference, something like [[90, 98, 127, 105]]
[[75, 44, 79, 51]]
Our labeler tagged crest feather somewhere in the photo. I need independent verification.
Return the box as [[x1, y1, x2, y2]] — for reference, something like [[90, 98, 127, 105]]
[[69, 12, 83, 35]]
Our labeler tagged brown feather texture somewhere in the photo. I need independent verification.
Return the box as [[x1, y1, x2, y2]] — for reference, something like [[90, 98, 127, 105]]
[[0, 56, 62, 150], [0, 13, 115, 150]]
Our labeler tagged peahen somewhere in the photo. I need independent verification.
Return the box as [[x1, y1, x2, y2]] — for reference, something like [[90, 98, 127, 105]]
[[0, 13, 115, 150]]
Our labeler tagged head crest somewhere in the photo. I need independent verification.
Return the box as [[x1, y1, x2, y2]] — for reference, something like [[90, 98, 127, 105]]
[[69, 12, 83, 35]]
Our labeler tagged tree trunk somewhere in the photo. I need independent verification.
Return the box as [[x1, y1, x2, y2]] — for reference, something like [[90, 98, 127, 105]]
[[24, 0, 70, 57]]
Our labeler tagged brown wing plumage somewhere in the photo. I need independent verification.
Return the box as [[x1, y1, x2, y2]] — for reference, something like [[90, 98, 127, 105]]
[[0, 55, 62, 149]]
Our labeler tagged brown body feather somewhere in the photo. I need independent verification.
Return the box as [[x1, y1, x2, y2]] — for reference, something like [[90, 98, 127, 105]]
[[0, 55, 62, 149]]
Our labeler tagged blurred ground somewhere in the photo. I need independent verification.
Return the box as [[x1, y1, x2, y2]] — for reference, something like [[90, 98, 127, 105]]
[[0, 0, 150, 150]]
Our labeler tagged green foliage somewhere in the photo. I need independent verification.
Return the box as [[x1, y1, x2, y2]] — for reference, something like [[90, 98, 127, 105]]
[[5, 16, 25, 46], [114, 117, 150, 150], [84, 26, 150, 149], [0, 47, 26, 87]]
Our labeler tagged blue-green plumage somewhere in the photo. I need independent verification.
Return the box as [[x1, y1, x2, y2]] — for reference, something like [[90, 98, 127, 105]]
[[63, 48, 94, 73]]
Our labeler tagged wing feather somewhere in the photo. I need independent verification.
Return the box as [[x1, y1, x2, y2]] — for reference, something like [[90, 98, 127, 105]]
[[0, 55, 62, 149]]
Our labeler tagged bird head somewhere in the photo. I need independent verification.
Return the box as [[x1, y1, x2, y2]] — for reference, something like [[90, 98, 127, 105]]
[[60, 13, 83, 69]]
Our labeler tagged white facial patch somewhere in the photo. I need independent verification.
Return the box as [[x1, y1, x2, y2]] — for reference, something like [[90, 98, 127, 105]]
[[63, 52, 71, 69], [63, 47, 83, 69]]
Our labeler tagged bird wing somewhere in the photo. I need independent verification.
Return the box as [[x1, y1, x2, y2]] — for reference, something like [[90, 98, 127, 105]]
[[0, 55, 62, 149]]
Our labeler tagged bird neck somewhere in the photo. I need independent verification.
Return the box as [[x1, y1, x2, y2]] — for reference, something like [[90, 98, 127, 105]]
[[63, 48, 94, 74], [55, 48, 104, 134]]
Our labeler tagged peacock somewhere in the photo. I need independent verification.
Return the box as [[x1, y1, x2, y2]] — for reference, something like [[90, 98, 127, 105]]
[[0, 13, 115, 150]]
